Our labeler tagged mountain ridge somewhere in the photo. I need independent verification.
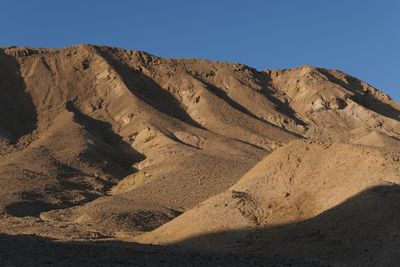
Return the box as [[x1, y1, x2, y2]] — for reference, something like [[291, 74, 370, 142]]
[[0, 44, 399, 266]]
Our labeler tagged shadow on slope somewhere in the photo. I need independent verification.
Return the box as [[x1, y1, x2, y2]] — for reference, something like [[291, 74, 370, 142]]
[[192, 75, 304, 138], [66, 100, 145, 175], [0, 49, 37, 143], [95, 48, 204, 129], [3, 102, 145, 217], [257, 71, 308, 126], [0, 234, 318, 267], [318, 68, 400, 121], [2, 186, 398, 266], [175, 185, 400, 266]]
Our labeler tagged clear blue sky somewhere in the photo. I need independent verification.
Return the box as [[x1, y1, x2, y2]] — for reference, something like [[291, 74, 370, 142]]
[[1, 0, 399, 101]]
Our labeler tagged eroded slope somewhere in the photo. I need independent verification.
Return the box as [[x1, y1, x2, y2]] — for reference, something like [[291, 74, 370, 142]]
[[0, 45, 399, 256]]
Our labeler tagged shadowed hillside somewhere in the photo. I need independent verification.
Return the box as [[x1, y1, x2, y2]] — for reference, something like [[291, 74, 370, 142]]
[[1, 185, 399, 266]]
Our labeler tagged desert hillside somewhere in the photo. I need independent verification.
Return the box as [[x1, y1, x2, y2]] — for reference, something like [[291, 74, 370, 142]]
[[0, 45, 399, 266]]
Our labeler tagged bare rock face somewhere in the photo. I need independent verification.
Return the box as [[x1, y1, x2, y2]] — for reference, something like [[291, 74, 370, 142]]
[[0, 45, 399, 266]]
